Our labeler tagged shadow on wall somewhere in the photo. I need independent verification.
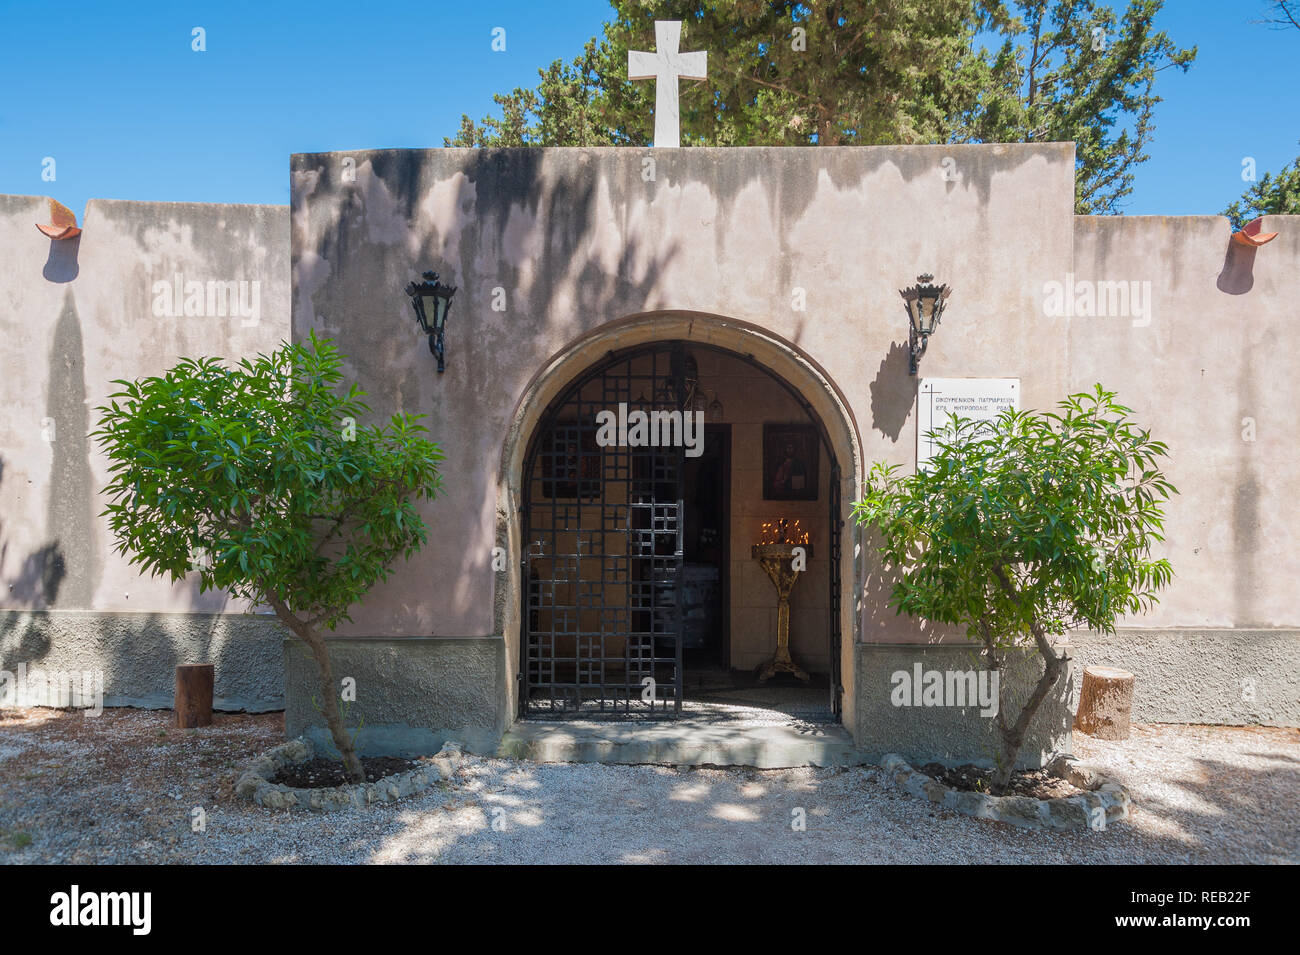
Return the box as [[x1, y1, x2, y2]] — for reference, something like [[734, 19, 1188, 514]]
[[1216, 240, 1257, 295], [0, 457, 67, 610], [858, 525, 960, 645], [869, 341, 914, 442], [3, 433, 281, 707], [0, 451, 58, 664], [476, 160, 684, 643], [0, 260, 279, 705], [0, 608, 286, 711], [1233, 330, 1262, 627], [307, 148, 685, 633], [44, 287, 98, 609], [43, 235, 80, 284]]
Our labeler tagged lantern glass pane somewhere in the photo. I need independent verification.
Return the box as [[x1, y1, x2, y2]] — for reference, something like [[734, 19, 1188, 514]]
[[421, 294, 442, 330], [920, 295, 937, 331]]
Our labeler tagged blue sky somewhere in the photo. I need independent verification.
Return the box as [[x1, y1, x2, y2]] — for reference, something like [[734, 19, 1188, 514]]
[[0, 0, 1295, 219]]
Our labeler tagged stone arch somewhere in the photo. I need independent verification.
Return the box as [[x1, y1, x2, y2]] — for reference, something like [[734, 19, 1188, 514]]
[[493, 310, 864, 724]]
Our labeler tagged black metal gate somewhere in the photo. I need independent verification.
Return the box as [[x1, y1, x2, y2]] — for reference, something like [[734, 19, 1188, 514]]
[[520, 344, 686, 717], [828, 463, 844, 719]]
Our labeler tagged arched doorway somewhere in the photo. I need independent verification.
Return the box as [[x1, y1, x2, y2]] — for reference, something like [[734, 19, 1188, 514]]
[[517, 338, 847, 722]]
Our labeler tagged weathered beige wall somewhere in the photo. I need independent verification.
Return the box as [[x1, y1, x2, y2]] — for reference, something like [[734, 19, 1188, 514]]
[[1, 142, 1291, 737], [291, 144, 1079, 651], [6, 144, 1292, 667], [1069, 214, 1299, 629], [0, 195, 289, 614]]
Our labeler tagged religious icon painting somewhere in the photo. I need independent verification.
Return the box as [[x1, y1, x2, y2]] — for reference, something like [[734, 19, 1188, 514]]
[[762, 423, 819, 501]]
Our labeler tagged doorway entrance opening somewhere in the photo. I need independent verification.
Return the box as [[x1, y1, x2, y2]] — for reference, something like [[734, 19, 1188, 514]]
[[519, 341, 842, 723]]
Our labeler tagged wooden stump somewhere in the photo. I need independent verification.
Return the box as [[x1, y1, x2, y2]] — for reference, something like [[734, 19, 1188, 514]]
[[174, 663, 215, 728], [1074, 665, 1134, 740]]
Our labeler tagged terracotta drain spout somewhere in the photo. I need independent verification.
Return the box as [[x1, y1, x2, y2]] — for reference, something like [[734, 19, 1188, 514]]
[[36, 197, 82, 240]]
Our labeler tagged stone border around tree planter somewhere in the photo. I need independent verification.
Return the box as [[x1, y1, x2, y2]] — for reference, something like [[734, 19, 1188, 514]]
[[235, 737, 463, 812], [881, 753, 1130, 831]]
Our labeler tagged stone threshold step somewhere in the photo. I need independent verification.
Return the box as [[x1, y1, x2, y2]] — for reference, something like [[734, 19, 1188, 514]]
[[498, 720, 870, 769]]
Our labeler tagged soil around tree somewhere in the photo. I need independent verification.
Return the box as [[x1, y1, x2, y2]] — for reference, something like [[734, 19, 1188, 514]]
[[917, 762, 1084, 799], [270, 755, 421, 789]]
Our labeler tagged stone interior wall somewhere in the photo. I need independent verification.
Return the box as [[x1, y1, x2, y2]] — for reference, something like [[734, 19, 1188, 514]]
[[698, 349, 832, 673]]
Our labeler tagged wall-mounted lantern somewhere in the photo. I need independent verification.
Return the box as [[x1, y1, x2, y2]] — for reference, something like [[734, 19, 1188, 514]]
[[404, 271, 457, 373], [900, 273, 952, 376]]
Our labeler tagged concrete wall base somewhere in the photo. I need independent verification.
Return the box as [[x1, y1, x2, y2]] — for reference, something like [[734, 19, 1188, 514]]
[[1065, 629, 1300, 727], [853, 644, 1074, 769], [0, 610, 284, 712], [283, 636, 507, 757]]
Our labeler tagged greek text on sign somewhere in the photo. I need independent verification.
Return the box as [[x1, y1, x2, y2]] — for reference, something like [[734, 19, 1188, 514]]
[[917, 378, 1020, 470]]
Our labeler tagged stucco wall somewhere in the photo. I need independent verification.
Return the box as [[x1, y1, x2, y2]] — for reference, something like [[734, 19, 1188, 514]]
[[1067, 629, 1299, 727], [0, 610, 284, 712], [283, 636, 506, 755], [1068, 214, 1299, 630], [291, 143, 1079, 648], [2, 142, 1294, 748], [0, 195, 290, 707], [289, 144, 1299, 744], [855, 644, 1074, 768]]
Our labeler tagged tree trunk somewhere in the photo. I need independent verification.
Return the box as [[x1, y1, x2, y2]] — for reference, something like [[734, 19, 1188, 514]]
[[990, 644, 1067, 794], [302, 633, 366, 783], [1074, 666, 1134, 740], [986, 570, 1071, 795], [174, 663, 214, 728], [268, 597, 365, 784]]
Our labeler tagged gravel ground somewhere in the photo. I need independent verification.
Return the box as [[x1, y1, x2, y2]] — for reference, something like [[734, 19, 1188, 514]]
[[1, 708, 1295, 864]]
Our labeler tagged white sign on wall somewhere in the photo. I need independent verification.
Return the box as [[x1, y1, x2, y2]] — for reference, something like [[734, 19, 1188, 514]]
[[917, 378, 1020, 471]]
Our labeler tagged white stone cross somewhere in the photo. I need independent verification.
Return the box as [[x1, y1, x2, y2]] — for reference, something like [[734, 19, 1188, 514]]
[[627, 20, 707, 148]]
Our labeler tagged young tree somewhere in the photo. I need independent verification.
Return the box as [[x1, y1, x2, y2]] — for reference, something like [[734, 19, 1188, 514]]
[[854, 386, 1176, 792], [447, 0, 1194, 213], [92, 334, 443, 783]]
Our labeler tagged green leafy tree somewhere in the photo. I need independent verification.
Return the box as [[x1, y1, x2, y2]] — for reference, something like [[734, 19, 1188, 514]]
[[1223, 148, 1300, 229], [91, 334, 443, 783], [447, 0, 1194, 213], [958, 0, 1195, 213], [1221, 4, 1300, 228], [449, 1, 991, 148], [853, 386, 1176, 792]]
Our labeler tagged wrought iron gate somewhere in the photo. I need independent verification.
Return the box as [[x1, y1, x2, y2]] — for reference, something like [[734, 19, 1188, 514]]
[[828, 463, 844, 719], [520, 344, 686, 717]]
